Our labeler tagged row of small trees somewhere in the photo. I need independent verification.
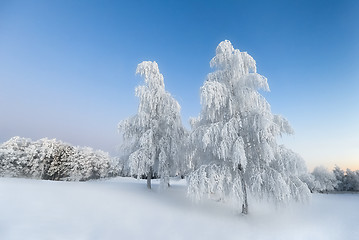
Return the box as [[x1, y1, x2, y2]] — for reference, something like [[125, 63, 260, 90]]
[[334, 166, 359, 191], [0, 136, 121, 181], [302, 165, 359, 193], [119, 40, 312, 214]]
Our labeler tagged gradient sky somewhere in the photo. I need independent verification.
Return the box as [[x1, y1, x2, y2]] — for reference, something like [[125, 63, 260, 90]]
[[1, 0, 358, 170]]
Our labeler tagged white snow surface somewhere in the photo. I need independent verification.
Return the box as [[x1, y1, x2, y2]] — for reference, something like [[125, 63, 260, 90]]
[[0, 177, 358, 240]]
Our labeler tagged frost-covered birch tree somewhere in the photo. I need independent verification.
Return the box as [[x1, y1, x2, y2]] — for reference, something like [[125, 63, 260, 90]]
[[119, 61, 186, 189], [188, 40, 310, 214]]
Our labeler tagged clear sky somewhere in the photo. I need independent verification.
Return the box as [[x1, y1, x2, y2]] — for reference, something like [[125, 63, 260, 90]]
[[1, 0, 358, 170]]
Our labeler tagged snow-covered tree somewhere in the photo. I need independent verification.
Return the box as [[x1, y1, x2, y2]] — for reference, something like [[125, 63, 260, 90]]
[[344, 168, 359, 191], [333, 165, 346, 191], [187, 40, 310, 214], [331, 166, 359, 192], [310, 166, 337, 192], [119, 61, 186, 189]]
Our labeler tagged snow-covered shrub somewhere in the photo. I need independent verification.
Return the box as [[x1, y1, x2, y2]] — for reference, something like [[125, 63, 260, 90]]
[[0, 137, 35, 178], [187, 40, 311, 213]]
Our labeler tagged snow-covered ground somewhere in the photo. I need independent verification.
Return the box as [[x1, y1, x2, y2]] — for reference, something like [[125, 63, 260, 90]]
[[0, 177, 358, 240]]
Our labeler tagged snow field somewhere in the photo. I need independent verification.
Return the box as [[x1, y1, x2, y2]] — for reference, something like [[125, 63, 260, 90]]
[[0, 177, 358, 240]]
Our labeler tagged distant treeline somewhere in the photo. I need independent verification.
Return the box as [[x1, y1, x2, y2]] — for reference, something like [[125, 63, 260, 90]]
[[301, 166, 359, 193], [0, 137, 124, 181]]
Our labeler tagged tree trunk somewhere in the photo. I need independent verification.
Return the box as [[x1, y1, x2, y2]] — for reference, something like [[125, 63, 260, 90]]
[[238, 164, 248, 214], [147, 166, 153, 189]]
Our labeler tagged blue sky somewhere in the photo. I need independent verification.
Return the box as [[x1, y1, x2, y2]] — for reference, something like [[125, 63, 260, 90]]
[[1, 0, 358, 170]]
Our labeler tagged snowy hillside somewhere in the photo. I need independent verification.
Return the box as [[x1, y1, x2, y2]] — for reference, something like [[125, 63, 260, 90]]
[[0, 177, 358, 240]]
